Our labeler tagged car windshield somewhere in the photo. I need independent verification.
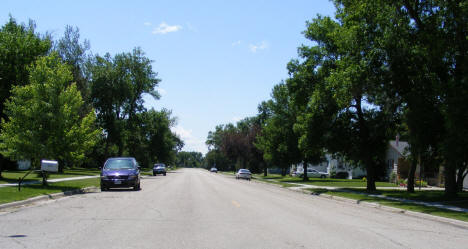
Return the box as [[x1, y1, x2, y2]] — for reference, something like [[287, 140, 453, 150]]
[[104, 159, 134, 169], [239, 169, 250, 173]]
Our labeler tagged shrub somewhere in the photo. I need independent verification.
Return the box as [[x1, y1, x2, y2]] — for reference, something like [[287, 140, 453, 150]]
[[335, 171, 349, 179], [389, 171, 397, 183], [397, 178, 407, 187], [415, 180, 428, 187], [362, 177, 367, 182]]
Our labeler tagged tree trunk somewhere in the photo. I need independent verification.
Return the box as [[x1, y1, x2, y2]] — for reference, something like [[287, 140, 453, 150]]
[[58, 159, 65, 173], [456, 164, 467, 192], [281, 167, 286, 176], [263, 162, 267, 177], [444, 163, 458, 197], [117, 139, 123, 157], [303, 162, 309, 181], [407, 156, 417, 193], [366, 163, 376, 192]]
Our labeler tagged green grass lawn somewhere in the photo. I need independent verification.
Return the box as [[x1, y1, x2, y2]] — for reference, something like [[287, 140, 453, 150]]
[[0, 168, 101, 184], [253, 174, 398, 188], [308, 188, 468, 222], [0, 178, 100, 205], [346, 189, 468, 209]]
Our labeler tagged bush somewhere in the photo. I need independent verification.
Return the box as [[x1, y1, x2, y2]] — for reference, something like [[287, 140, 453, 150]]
[[415, 180, 428, 187], [330, 167, 336, 178], [397, 178, 407, 187], [334, 171, 349, 179], [362, 177, 367, 182], [389, 171, 397, 183]]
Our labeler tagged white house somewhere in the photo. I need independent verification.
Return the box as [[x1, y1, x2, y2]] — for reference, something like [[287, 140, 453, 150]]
[[291, 140, 411, 180], [17, 160, 31, 170], [385, 140, 410, 179], [292, 154, 366, 179]]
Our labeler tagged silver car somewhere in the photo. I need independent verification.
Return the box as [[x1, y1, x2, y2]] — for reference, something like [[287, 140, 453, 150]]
[[300, 169, 328, 178], [236, 169, 252, 180]]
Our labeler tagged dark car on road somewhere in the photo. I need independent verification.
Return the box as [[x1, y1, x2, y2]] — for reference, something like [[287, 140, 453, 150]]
[[100, 157, 141, 191], [153, 163, 166, 176]]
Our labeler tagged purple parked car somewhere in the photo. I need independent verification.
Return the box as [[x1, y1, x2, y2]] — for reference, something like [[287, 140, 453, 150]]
[[100, 157, 141, 191]]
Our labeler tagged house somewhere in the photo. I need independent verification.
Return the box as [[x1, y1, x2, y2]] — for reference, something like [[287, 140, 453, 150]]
[[464, 172, 468, 189], [385, 140, 410, 180], [291, 140, 411, 180], [17, 160, 31, 170], [291, 154, 366, 179]]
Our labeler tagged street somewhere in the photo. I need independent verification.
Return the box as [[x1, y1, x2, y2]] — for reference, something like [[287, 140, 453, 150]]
[[0, 168, 467, 249]]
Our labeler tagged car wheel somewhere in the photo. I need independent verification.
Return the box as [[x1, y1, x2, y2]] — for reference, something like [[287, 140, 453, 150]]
[[134, 183, 141, 191], [100, 185, 106, 191], [153, 173, 155, 176], [164, 173, 166, 176]]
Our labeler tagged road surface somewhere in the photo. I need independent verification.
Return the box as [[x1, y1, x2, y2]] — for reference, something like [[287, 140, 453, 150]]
[[0, 168, 467, 249]]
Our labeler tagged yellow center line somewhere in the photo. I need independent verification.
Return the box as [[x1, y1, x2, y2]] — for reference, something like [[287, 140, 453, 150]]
[[231, 200, 241, 208]]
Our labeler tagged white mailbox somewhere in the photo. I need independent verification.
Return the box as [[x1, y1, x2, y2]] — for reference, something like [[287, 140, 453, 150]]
[[41, 160, 58, 172]]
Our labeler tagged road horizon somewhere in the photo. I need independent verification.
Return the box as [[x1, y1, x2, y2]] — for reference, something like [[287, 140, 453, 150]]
[[1, 168, 467, 249]]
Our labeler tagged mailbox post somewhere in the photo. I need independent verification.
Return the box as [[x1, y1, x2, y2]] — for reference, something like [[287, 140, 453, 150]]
[[40, 160, 59, 186]]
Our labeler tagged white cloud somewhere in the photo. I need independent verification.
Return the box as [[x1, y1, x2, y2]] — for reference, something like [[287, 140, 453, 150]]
[[171, 125, 207, 154], [249, 41, 269, 53], [152, 22, 182, 34], [144, 22, 152, 26], [158, 88, 167, 96], [231, 116, 242, 122], [232, 40, 242, 46]]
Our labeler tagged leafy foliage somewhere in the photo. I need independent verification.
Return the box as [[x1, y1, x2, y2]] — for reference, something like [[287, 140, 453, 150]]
[[0, 54, 100, 170]]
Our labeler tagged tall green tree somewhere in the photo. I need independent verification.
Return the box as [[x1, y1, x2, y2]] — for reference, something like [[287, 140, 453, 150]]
[[0, 16, 51, 177], [0, 54, 100, 171], [129, 108, 182, 167], [89, 47, 160, 157], [55, 25, 91, 108], [176, 151, 203, 168], [337, 0, 468, 195], [255, 83, 302, 177], [289, 8, 397, 191]]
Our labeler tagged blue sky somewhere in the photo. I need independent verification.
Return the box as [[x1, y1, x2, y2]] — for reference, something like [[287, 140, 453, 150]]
[[3, 0, 336, 154]]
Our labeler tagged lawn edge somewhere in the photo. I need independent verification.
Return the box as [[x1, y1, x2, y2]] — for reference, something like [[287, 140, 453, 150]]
[[252, 177, 468, 229], [0, 186, 99, 211]]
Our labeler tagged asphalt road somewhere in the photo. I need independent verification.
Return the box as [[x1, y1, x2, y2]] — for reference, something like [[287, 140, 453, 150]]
[[0, 168, 467, 249]]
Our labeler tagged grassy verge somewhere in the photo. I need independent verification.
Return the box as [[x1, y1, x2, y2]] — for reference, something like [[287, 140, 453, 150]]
[[0, 178, 100, 205], [254, 174, 398, 188], [254, 178, 297, 188], [347, 189, 468, 209], [308, 188, 468, 222], [219, 171, 235, 176], [0, 168, 100, 184]]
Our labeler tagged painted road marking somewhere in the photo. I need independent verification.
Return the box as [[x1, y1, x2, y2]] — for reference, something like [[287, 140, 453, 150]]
[[232, 200, 240, 208]]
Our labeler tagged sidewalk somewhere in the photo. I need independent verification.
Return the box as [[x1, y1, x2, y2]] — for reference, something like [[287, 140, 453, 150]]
[[0, 175, 100, 188], [264, 179, 468, 213]]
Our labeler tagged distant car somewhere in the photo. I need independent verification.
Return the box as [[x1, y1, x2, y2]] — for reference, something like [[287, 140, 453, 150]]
[[236, 169, 252, 180], [299, 169, 328, 178], [153, 163, 166, 176], [210, 167, 218, 173], [100, 157, 141, 191]]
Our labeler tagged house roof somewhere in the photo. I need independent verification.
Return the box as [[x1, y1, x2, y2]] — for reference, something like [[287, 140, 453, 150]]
[[389, 140, 409, 156]]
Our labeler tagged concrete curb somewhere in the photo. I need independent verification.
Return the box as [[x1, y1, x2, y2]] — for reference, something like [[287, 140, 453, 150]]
[[0, 186, 99, 211], [314, 191, 468, 229], [253, 178, 468, 229]]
